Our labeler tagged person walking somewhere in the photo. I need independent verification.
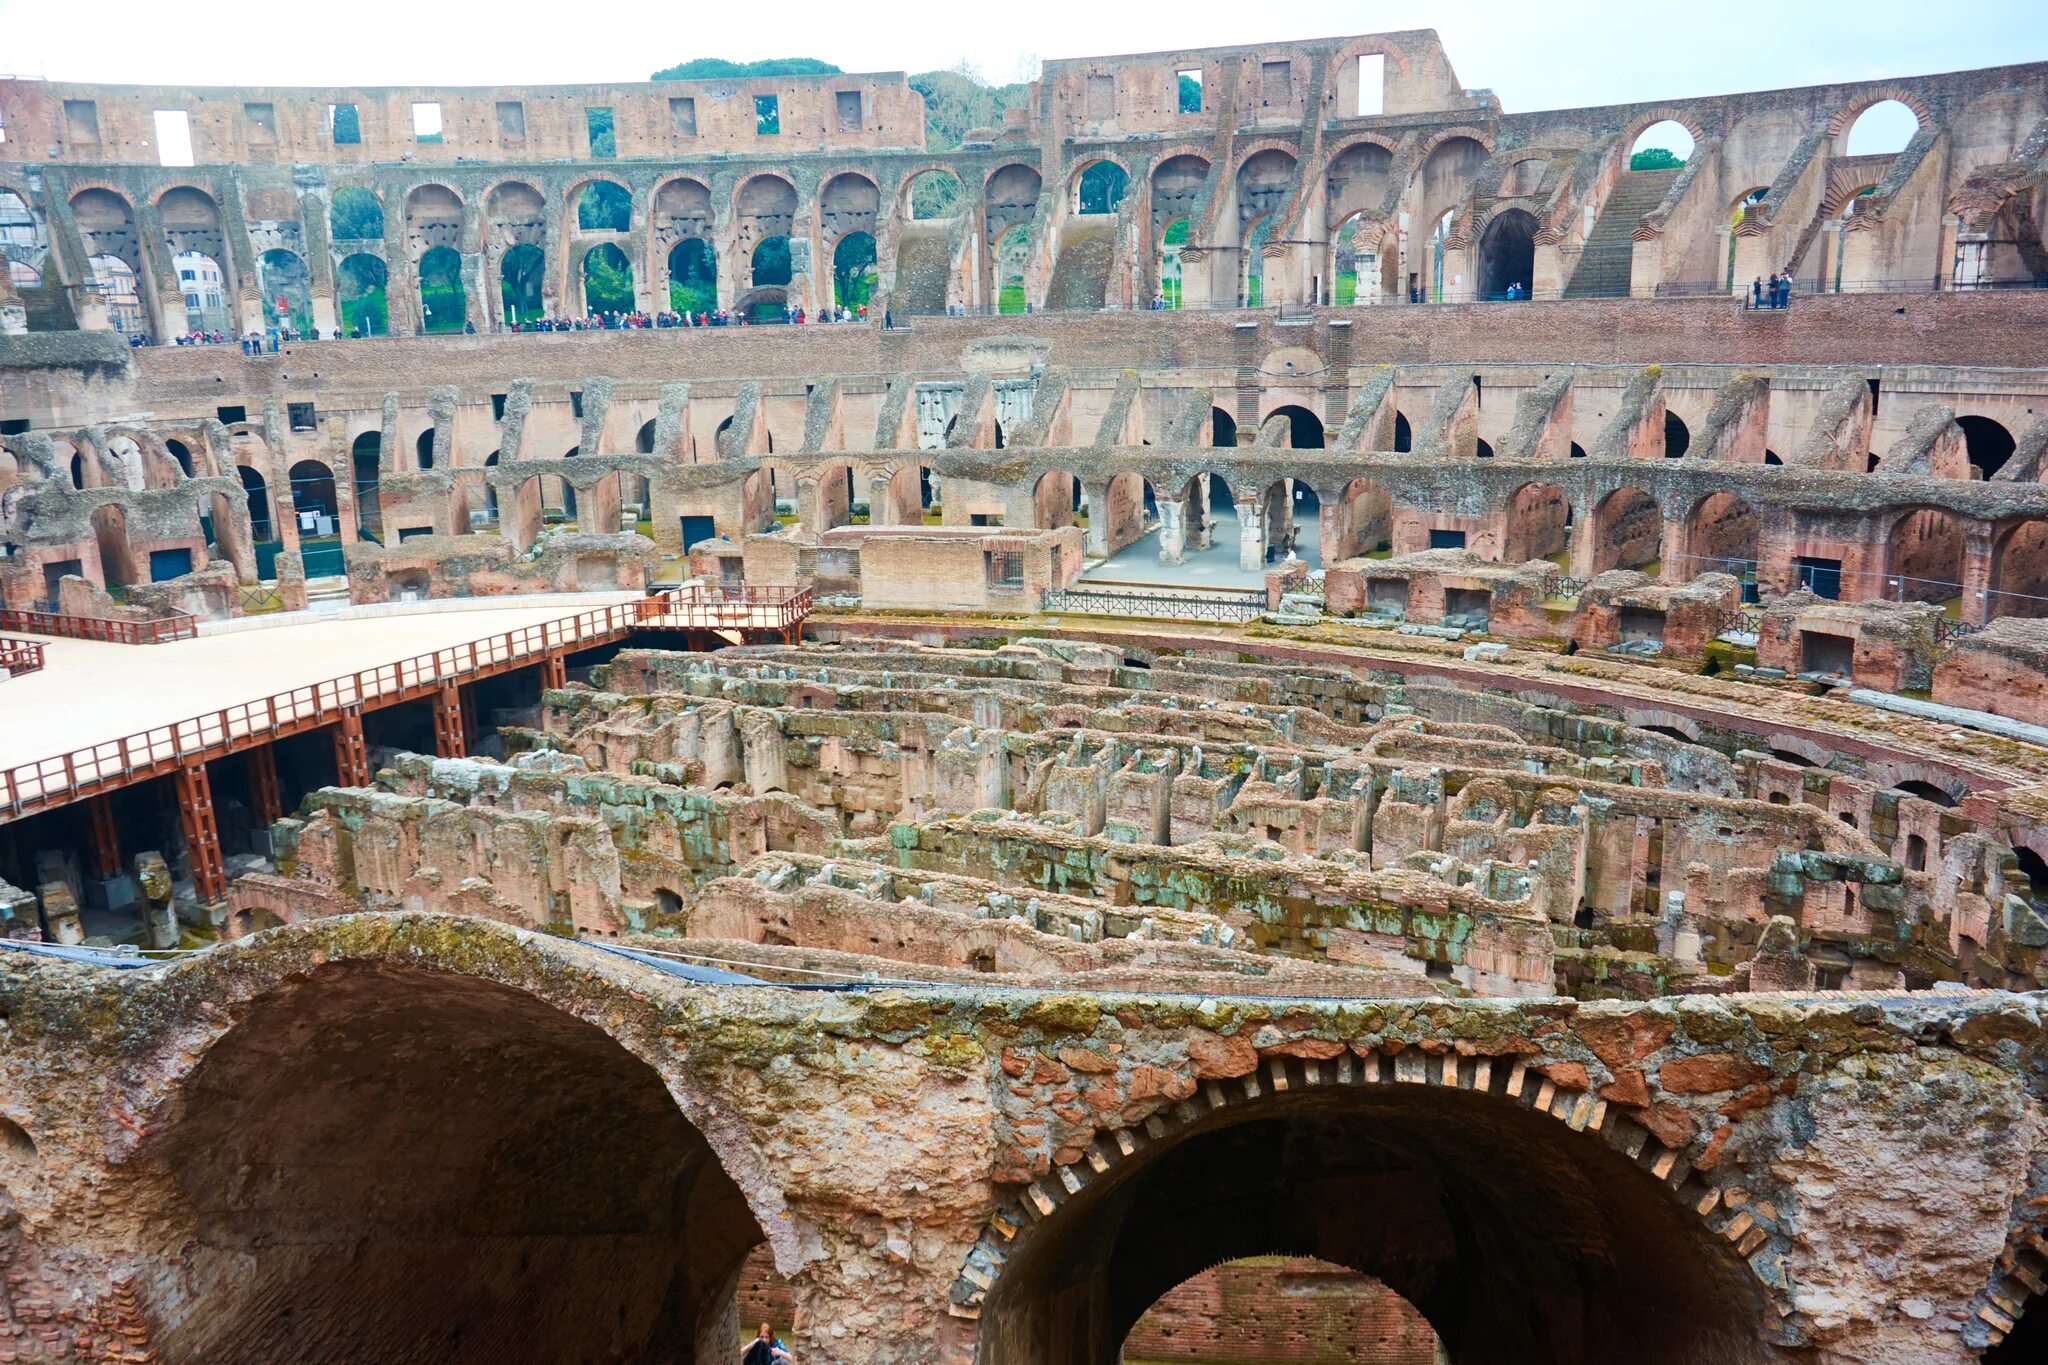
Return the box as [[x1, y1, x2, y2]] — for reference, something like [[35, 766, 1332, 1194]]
[[1750, 277, 1763, 309]]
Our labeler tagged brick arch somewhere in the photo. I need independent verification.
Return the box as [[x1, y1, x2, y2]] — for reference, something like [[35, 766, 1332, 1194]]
[[1824, 87, 1936, 139], [146, 180, 226, 211], [1616, 108, 1715, 157], [1409, 124, 1498, 168], [110, 916, 797, 1361], [943, 1045, 1788, 1342], [1821, 179, 1885, 218]]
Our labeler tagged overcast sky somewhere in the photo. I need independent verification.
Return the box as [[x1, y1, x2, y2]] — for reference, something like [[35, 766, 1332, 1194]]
[[2, 0, 2043, 113]]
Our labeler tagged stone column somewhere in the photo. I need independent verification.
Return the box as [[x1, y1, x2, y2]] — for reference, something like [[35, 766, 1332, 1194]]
[[1237, 491, 1267, 572], [1082, 480, 1112, 557], [1962, 522, 1995, 626], [1157, 496, 1186, 565], [0, 260, 24, 335]]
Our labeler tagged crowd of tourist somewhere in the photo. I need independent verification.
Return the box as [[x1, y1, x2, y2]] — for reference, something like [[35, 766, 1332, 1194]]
[[1749, 273, 1796, 309]]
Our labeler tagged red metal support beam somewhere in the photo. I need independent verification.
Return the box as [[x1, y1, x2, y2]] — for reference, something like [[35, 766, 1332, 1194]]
[[86, 794, 121, 880], [540, 651, 568, 693], [173, 762, 227, 905], [334, 709, 370, 788], [248, 744, 283, 826], [432, 685, 467, 759]]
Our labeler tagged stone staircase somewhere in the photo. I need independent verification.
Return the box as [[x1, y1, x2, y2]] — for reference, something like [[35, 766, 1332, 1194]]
[[1046, 220, 1115, 311], [1563, 168, 1681, 299], [17, 284, 77, 332]]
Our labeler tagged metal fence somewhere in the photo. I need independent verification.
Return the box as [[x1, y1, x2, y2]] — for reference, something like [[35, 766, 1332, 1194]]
[[0, 607, 198, 645], [0, 637, 47, 677], [1043, 586, 1265, 622]]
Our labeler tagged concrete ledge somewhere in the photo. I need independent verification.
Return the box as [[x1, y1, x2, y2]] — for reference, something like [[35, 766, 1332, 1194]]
[[1848, 688, 2048, 748]]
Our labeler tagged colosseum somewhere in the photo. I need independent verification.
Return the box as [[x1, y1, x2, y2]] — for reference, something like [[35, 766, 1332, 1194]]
[[2, 26, 2048, 1365]]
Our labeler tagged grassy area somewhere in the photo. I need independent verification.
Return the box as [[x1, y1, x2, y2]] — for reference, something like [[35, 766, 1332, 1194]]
[[999, 283, 1026, 314]]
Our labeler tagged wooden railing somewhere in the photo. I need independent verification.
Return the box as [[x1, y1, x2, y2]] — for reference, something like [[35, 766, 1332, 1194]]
[[0, 638, 47, 677], [0, 584, 812, 820], [0, 608, 198, 644]]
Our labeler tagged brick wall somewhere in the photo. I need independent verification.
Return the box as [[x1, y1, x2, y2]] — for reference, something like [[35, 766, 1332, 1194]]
[[114, 291, 2048, 414], [1121, 1258, 1441, 1364]]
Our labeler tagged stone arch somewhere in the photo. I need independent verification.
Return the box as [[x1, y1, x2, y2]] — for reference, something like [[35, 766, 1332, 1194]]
[[328, 185, 384, 242], [1506, 482, 1572, 564], [1102, 471, 1157, 556], [1476, 207, 1539, 300], [668, 238, 717, 313], [402, 183, 465, 260], [1990, 519, 2048, 620], [499, 242, 545, 324], [1664, 411, 1691, 459], [1959, 415, 2016, 478], [1150, 154, 1211, 237], [581, 242, 634, 315], [288, 457, 341, 527], [1210, 408, 1238, 448], [574, 179, 632, 233], [123, 942, 781, 1365], [257, 248, 313, 333], [416, 245, 465, 333], [903, 167, 967, 221], [830, 230, 877, 311], [336, 253, 388, 335], [1886, 507, 1967, 605], [735, 174, 799, 252], [807, 460, 861, 534], [238, 465, 274, 541], [80, 503, 130, 588], [352, 432, 383, 539], [1827, 90, 1934, 142], [954, 1049, 1779, 1365], [817, 171, 881, 248], [1617, 111, 1710, 164], [1073, 158, 1131, 217], [1684, 493, 1759, 581], [1324, 139, 1396, 223], [1331, 476, 1393, 559], [984, 164, 1043, 258], [1591, 486, 1662, 573], [884, 462, 937, 526], [1263, 403, 1324, 449], [1033, 470, 1081, 530], [1627, 119, 1698, 166]]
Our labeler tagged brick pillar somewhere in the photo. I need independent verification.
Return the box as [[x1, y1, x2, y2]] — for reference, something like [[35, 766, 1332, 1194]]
[[86, 795, 121, 880], [334, 708, 371, 787], [174, 763, 228, 905], [249, 743, 283, 825], [1962, 523, 1995, 626], [433, 685, 468, 759]]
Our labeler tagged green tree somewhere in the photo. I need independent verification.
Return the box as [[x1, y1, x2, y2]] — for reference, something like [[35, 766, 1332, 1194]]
[[909, 63, 1028, 150], [651, 57, 842, 80], [751, 235, 791, 287], [833, 232, 876, 308], [583, 245, 635, 313], [586, 107, 615, 157], [330, 187, 384, 241], [330, 103, 361, 144], [1178, 72, 1202, 113], [1629, 147, 1684, 171]]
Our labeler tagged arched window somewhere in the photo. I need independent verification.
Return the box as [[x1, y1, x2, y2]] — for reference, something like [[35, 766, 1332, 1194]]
[[258, 249, 313, 333], [1076, 162, 1128, 216], [668, 239, 716, 313], [576, 181, 632, 233], [1845, 100, 1919, 156], [499, 244, 544, 325], [330, 187, 384, 241], [337, 254, 388, 335], [1628, 120, 1694, 169], [417, 246, 465, 334], [751, 236, 792, 289], [832, 231, 876, 310], [581, 243, 634, 314]]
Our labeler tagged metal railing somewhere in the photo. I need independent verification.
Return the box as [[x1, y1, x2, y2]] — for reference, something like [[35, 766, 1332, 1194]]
[[0, 607, 198, 644], [0, 638, 47, 677], [1044, 586, 1265, 622], [0, 584, 811, 820]]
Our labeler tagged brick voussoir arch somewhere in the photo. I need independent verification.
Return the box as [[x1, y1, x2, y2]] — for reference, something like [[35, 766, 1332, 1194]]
[[944, 1045, 1791, 1325]]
